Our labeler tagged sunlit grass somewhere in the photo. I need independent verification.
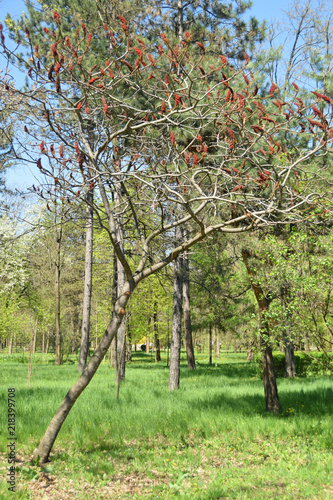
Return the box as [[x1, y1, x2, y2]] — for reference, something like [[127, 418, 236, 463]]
[[0, 350, 332, 498]]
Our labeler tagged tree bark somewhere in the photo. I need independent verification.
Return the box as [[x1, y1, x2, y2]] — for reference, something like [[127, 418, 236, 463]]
[[247, 345, 254, 361], [154, 304, 161, 362], [114, 178, 126, 384], [109, 337, 117, 368], [169, 249, 183, 391], [116, 261, 126, 383], [109, 252, 118, 368], [242, 249, 280, 413], [78, 191, 94, 372], [45, 332, 49, 355], [32, 321, 37, 354], [284, 332, 296, 377], [182, 248, 196, 369], [33, 284, 132, 464], [214, 328, 220, 358], [54, 232, 62, 365], [282, 289, 296, 377], [126, 313, 132, 362]]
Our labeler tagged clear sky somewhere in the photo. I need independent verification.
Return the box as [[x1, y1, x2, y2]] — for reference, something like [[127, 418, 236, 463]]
[[0, 0, 304, 191]]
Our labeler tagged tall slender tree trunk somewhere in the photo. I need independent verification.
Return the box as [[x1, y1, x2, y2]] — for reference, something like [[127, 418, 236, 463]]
[[182, 247, 196, 369], [169, 247, 183, 391], [116, 261, 126, 383], [154, 304, 161, 362], [242, 249, 280, 413], [45, 332, 49, 355], [126, 332, 132, 362], [54, 230, 62, 365], [214, 328, 220, 358], [282, 288, 296, 377], [33, 284, 132, 465], [209, 324, 213, 365], [32, 322, 37, 354], [114, 168, 126, 384], [78, 191, 94, 372], [109, 252, 118, 368]]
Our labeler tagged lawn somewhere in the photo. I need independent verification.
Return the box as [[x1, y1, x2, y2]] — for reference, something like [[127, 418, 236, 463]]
[[0, 350, 332, 499]]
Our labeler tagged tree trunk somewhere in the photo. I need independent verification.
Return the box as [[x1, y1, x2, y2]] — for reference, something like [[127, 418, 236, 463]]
[[109, 337, 117, 368], [45, 332, 49, 355], [32, 321, 37, 354], [182, 248, 196, 370], [116, 261, 126, 383], [214, 328, 220, 358], [126, 314, 132, 362], [154, 305, 161, 362], [242, 249, 280, 413], [247, 346, 254, 362], [282, 290, 296, 378], [78, 191, 94, 372], [209, 324, 213, 365], [42, 332, 45, 354], [169, 249, 183, 391], [109, 252, 118, 368], [8, 333, 12, 355], [260, 335, 280, 413], [33, 285, 132, 464], [283, 331, 296, 377], [54, 223, 62, 366]]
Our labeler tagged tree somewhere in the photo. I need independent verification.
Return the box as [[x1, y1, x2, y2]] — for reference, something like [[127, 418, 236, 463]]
[[78, 190, 93, 371], [1, 12, 332, 463]]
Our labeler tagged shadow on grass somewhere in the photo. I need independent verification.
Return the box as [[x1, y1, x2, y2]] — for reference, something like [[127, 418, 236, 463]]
[[187, 383, 333, 418], [128, 356, 257, 380]]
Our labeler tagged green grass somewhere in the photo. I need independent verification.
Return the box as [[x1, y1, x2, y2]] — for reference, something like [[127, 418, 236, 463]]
[[0, 350, 332, 499]]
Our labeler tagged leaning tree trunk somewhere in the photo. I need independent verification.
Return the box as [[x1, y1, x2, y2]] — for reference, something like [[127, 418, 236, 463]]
[[182, 247, 196, 370], [169, 248, 183, 391], [33, 286, 132, 465], [78, 191, 94, 372], [242, 249, 280, 413]]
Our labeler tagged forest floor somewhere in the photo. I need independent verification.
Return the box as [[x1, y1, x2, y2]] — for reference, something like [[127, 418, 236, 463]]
[[0, 350, 332, 499]]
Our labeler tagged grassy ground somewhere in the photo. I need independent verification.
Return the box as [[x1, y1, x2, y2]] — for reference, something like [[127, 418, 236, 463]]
[[0, 350, 332, 499]]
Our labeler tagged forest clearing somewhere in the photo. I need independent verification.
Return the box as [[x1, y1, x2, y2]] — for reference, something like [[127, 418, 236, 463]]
[[1, 351, 333, 499]]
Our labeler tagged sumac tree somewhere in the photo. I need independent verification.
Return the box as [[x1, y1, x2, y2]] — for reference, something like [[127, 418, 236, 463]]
[[0, 14, 332, 463]]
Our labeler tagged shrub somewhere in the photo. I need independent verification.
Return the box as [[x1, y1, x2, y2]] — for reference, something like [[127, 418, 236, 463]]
[[255, 351, 333, 377]]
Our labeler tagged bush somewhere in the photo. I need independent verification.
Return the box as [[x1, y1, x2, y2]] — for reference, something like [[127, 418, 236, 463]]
[[255, 351, 333, 377]]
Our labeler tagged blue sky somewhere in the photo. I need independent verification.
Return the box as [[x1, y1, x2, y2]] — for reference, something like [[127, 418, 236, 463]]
[[0, 0, 295, 23], [0, 0, 298, 190]]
